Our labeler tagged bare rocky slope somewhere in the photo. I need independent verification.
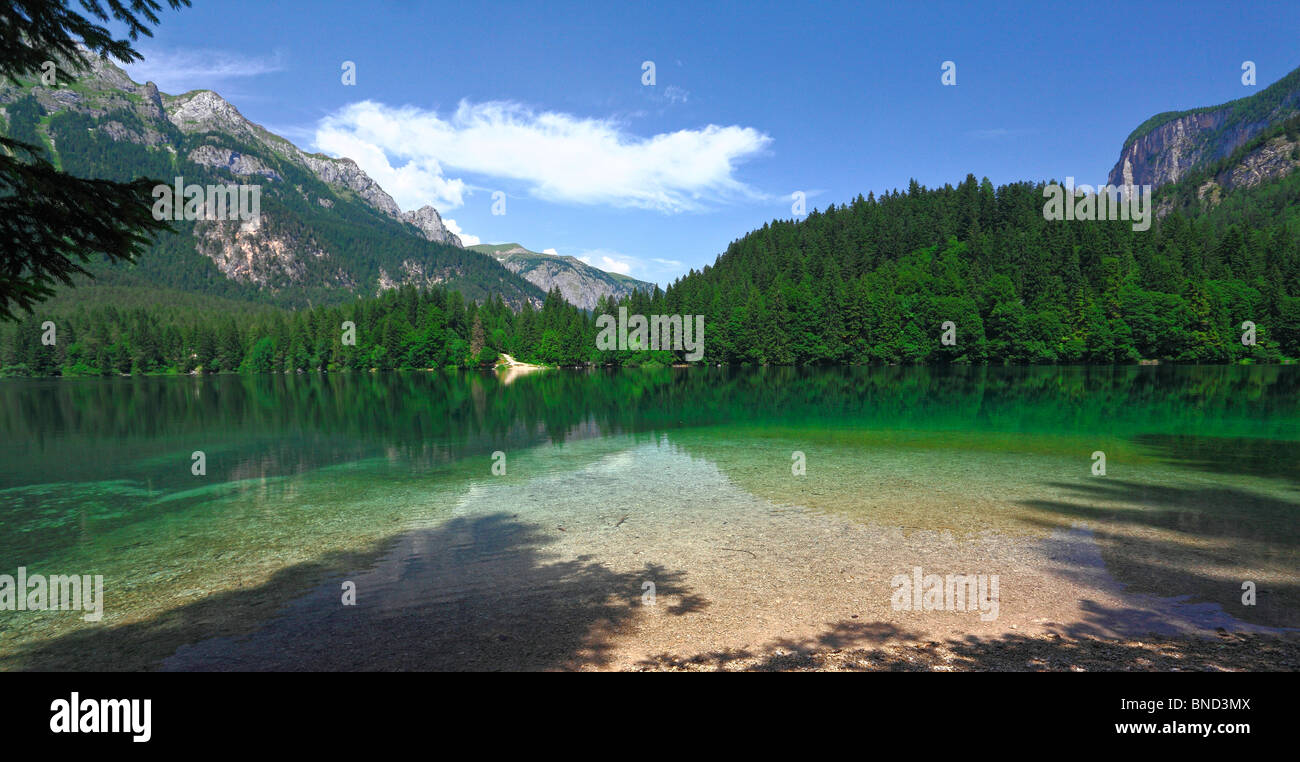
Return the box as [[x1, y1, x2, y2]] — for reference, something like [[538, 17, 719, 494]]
[[470, 243, 656, 310]]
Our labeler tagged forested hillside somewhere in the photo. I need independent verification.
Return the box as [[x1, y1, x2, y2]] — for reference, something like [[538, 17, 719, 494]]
[[1, 284, 592, 375], [649, 173, 1300, 364], [5, 167, 1298, 375]]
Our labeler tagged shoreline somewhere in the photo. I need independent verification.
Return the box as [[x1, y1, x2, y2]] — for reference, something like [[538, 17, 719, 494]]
[[5, 359, 1300, 381]]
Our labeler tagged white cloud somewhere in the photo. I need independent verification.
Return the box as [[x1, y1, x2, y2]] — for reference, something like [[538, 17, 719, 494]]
[[542, 248, 558, 255], [315, 129, 468, 211], [564, 250, 686, 283], [442, 218, 480, 246], [126, 48, 286, 92], [572, 249, 640, 276], [314, 99, 771, 213], [599, 256, 632, 275]]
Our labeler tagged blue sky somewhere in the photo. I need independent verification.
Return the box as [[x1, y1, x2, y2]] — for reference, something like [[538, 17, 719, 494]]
[[121, 0, 1300, 287]]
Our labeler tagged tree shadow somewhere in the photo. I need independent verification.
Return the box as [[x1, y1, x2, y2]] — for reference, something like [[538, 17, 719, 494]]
[[1132, 433, 1300, 487], [1015, 479, 1299, 629], [639, 607, 1300, 672], [8, 513, 705, 671], [638, 620, 923, 671]]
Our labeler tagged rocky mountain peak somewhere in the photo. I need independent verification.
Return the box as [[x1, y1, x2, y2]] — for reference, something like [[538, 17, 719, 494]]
[[400, 205, 463, 247], [167, 90, 254, 137], [78, 47, 136, 91], [139, 81, 165, 120], [469, 243, 656, 310]]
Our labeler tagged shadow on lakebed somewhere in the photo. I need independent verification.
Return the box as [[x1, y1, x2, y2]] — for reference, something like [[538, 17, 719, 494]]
[[8, 513, 705, 671], [638, 606, 1300, 671]]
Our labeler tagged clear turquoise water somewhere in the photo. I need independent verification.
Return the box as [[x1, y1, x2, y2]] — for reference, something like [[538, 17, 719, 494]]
[[1, 366, 1296, 669]]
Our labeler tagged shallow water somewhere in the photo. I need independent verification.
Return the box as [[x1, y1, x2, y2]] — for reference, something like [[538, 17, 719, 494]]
[[1, 366, 1297, 670]]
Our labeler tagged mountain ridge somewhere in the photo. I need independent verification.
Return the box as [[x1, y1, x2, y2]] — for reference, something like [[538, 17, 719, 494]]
[[468, 243, 657, 310], [0, 51, 542, 307]]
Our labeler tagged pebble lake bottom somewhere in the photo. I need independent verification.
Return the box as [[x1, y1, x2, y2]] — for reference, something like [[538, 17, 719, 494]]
[[1, 365, 1296, 670]]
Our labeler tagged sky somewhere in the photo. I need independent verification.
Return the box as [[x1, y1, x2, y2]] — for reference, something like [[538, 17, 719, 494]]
[[119, 0, 1300, 287]]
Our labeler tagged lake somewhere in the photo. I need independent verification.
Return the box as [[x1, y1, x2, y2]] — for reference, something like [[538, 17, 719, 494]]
[[1, 366, 1296, 670]]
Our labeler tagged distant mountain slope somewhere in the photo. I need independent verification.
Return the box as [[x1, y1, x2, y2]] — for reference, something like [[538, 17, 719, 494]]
[[1151, 112, 1300, 218], [1109, 64, 1300, 189], [469, 243, 656, 310], [0, 51, 542, 308]]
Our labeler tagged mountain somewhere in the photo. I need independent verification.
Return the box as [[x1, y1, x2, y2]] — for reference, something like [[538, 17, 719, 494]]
[[0, 50, 542, 308], [468, 243, 656, 310], [1109, 64, 1300, 190], [401, 205, 463, 247]]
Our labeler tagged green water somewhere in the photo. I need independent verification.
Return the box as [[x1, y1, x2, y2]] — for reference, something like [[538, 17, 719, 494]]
[[1, 366, 1297, 669]]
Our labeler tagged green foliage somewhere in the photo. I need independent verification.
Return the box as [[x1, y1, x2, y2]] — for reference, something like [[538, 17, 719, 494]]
[[649, 173, 1299, 365], [1, 283, 605, 376]]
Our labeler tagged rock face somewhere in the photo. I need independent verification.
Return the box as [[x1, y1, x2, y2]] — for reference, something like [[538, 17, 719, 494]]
[[187, 145, 281, 179], [470, 244, 656, 310], [1111, 111, 1232, 189], [1225, 134, 1300, 189], [1108, 66, 1300, 189], [195, 218, 335, 287], [298, 152, 403, 218], [167, 89, 258, 139], [1151, 132, 1300, 220], [401, 205, 463, 247]]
